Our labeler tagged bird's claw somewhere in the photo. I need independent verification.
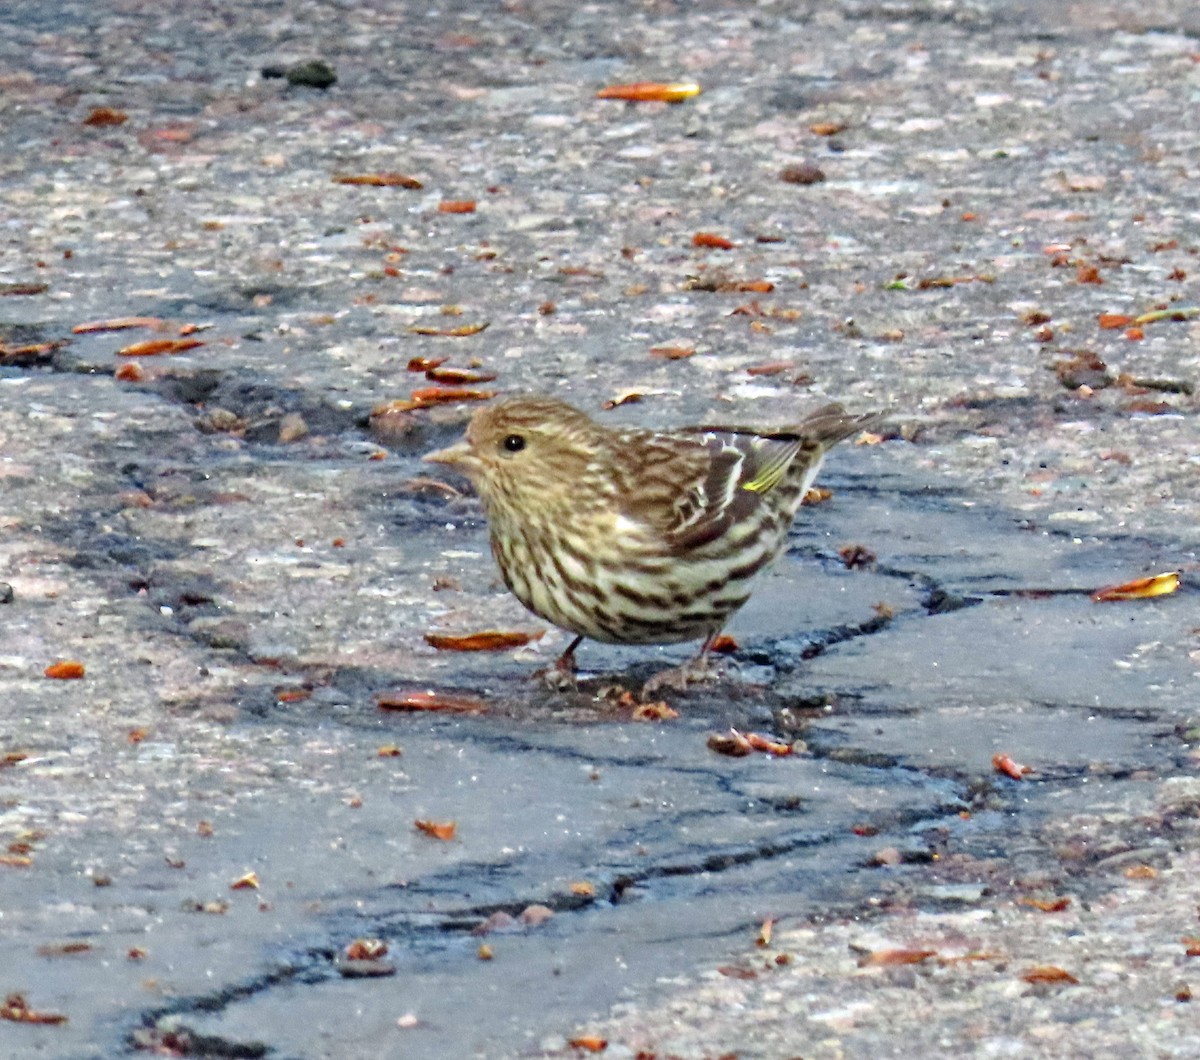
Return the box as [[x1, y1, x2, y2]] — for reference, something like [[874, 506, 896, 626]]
[[641, 657, 717, 699]]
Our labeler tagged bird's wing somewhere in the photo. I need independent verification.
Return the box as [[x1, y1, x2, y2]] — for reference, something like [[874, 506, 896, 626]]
[[616, 430, 806, 552]]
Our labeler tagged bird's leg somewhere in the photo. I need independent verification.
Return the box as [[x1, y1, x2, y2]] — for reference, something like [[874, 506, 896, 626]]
[[641, 630, 724, 699], [533, 634, 585, 691]]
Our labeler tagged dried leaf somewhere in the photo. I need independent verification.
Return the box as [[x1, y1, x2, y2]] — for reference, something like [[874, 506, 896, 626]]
[[405, 386, 497, 408], [596, 81, 700, 103], [345, 938, 388, 960], [437, 200, 477, 214], [1098, 313, 1133, 329], [709, 633, 739, 653], [915, 274, 995, 289], [602, 388, 647, 409], [993, 752, 1033, 780], [744, 733, 794, 756], [424, 629, 544, 651], [477, 943, 494, 960], [803, 486, 833, 505], [44, 660, 85, 680], [567, 1035, 609, 1053], [631, 701, 680, 722], [114, 362, 145, 382], [407, 356, 447, 372], [756, 917, 774, 947], [810, 120, 847, 136], [569, 881, 596, 897], [1076, 263, 1103, 285], [333, 172, 423, 188], [377, 744, 403, 758], [1125, 864, 1158, 880], [116, 338, 204, 357], [424, 366, 497, 384], [36, 941, 93, 957], [407, 322, 489, 337], [1091, 571, 1180, 602], [1020, 896, 1071, 912], [229, 871, 259, 890], [707, 729, 753, 757], [692, 232, 735, 250], [1183, 936, 1200, 957], [414, 819, 456, 841], [375, 689, 487, 714], [73, 316, 164, 334], [649, 344, 696, 360], [1, 993, 68, 1025], [1021, 965, 1079, 985], [860, 948, 937, 967], [83, 107, 126, 127], [838, 544, 877, 569], [717, 964, 758, 979], [746, 361, 791, 377]]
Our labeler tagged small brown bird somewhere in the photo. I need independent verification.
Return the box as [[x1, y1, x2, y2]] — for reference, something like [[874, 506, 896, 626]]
[[425, 395, 880, 689]]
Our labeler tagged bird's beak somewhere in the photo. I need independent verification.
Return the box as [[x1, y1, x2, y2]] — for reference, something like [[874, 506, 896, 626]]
[[423, 440, 475, 468]]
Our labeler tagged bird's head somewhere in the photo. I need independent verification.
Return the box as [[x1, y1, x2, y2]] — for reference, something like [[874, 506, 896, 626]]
[[424, 396, 604, 513]]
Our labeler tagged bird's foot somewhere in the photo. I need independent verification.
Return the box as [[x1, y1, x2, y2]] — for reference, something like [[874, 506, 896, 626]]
[[641, 656, 718, 700], [532, 640, 582, 692]]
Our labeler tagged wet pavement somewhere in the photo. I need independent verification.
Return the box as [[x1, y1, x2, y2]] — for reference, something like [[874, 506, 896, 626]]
[[1, 1, 1199, 1057]]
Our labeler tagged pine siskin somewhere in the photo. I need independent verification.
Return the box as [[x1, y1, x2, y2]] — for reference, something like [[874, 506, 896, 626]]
[[425, 395, 880, 688]]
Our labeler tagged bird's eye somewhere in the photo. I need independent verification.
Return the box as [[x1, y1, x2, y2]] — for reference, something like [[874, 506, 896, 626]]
[[502, 433, 526, 453]]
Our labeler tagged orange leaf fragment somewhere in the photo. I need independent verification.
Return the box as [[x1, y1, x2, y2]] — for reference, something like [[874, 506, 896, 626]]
[[375, 689, 487, 714], [1020, 896, 1071, 912], [1125, 326, 1145, 341], [114, 362, 145, 382], [407, 386, 497, 408], [1076, 263, 1103, 285], [693, 232, 735, 250], [860, 948, 937, 967], [1125, 864, 1158, 880], [746, 361, 791, 377], [803, 486, 833, 505], [707, 729, 753, 757], [756, 917, 774, 947], [73, 316, 163, 334], [1183, 936, 1200, 957], [377, 744, 403, 758], [424, 629, 544, 651], [438, 200, 477, 214], [567, 1035, 609, 1053], [744, 732, 794, 756], [414, 819, 456, 841], [44, 660, 85, 680], [229, 871, 260, 890], [83, 107, 126, 127], [1098, 313, 1133, 329], [737, 279, 776, 293], [631, 701, 680, 722], [596, 81, 700, 103], [407, 322, 489, 337], [649, 344, 696, 360], [116, 338, 204, 357], [992, 752, 1033, 780], [333, 172, 423, 188], [810, 120, 847, 136], [345, 938, 389, 961], [407, 356, 447, 372], [424, 365, 497, 385], [1021, 965, 1079, 985], [569, 881, 596, 897], [477, 943, 494, 960], [1, 993, 68, 1025], [709, 633, 739, 654], [1091, 571, 1179, 602]]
